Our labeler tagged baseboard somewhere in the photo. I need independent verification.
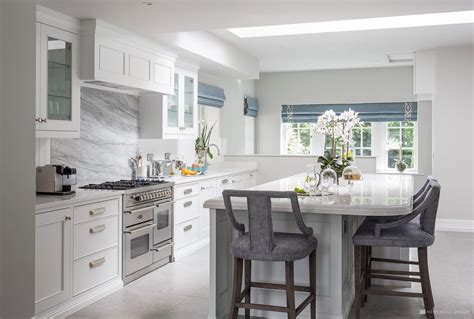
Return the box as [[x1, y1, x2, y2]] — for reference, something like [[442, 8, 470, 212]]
[[436, 219, 474, 232], [174, 238, 209, 261], [34, 277, 123, 318]]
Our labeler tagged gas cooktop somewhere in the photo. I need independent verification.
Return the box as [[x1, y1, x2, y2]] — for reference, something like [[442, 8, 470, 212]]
[[80, 179, 167, 190]]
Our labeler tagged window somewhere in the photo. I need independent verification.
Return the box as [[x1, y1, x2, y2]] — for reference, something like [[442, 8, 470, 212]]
[[352, 123, 373, 156], [285, 123, 312, 155], [385, 121, 416, 169]]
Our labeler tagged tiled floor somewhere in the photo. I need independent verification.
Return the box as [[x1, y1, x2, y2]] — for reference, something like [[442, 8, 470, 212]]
[[69, 231, 473, 319]]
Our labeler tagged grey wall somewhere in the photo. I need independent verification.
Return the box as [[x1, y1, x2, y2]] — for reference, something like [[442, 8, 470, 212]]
[[51, 87, 139, 185], [0, 2, 36, 317], [255, 66, 415, 154], [433, 46, 473, 221]]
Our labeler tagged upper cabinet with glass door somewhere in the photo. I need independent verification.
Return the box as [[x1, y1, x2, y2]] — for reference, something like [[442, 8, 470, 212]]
[[158, 64, 199, 138], [36, 23, 80, 138]]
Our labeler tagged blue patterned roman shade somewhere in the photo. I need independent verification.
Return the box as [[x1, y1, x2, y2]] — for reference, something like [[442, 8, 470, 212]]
[[198, 82, 226, 108], [244, 96, 259, 117], [281, 102, 417, 123]]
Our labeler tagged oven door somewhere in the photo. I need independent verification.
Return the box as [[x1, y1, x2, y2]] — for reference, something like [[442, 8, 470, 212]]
[[123, 221, 155, 276], [153, 201, 173, 245]]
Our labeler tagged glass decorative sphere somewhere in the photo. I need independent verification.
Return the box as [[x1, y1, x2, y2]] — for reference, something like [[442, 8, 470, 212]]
[[342, 164, 362, 181], [320, 167, 338, 194]]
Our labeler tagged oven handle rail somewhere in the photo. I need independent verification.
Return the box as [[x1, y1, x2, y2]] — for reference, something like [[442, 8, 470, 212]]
[[124, 222, 156, 234]]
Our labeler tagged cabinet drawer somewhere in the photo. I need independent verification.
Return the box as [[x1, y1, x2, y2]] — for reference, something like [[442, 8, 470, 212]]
[[73, 246, 119, 296], [175, 183, 200, 200], [174, 218, 199, 249], [73, 215, 119, 259], [174, 196, 199, 224], [74, 198, 120, 224]]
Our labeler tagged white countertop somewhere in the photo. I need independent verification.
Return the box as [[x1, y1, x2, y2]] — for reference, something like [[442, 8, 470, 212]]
[[35, 167, 257, 212], [36, 189, 124, 212], [204, 173, 414, 216], [167, 167, 257, 185]]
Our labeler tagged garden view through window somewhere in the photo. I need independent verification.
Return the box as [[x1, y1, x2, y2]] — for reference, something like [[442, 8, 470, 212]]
[[283, 121, 416, 170]]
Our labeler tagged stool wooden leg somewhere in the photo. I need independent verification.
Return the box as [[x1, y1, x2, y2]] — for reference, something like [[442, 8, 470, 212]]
[[309, 249, 317, 319], [244, 259, 252, 319], [365, 246, 372, 303], [418, 247, 435, 319], [354, 245, 361, 319], [230, 257, 243, 319], [360, 246, 367, 308], [285, 261, 296, 319]]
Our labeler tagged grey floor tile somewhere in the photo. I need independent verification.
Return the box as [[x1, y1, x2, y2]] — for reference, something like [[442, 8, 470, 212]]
[[69, 232, 474, 319]]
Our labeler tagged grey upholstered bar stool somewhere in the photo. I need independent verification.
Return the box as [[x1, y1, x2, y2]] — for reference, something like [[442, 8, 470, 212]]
[[223, 190, 318, 319], [352, 180, 441, 319]]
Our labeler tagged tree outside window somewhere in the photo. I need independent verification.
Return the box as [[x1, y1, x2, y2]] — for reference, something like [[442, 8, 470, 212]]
[[352, 123, 372, 156], [386, 121, 416, 168], [286, 123, 312, 155]]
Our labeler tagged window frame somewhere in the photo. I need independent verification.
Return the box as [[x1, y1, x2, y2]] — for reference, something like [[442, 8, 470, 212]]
[[375, 121, 418, 173]]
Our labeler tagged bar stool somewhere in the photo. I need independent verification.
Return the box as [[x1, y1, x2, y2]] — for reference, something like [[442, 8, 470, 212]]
[[222, 190, 318, 319], [352, 180, 441, 319]]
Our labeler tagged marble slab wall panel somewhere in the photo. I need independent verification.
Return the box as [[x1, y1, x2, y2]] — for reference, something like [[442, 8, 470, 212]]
[[51, 87, 139, 185]]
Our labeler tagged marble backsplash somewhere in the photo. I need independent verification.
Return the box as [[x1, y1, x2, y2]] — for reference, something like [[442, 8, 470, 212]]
[[51, 87, 139, 185]]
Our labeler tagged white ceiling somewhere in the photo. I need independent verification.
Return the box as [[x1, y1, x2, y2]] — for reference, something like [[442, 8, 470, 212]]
[[39, 0, 474, 73], [213, 23, 474, 72]]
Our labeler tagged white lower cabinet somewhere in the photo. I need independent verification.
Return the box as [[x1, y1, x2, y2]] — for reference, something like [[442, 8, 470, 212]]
[[35, 208, 72, 314], [35, 196, 122, 317], [199, 180, 217, 239], [73, 246, 119, 296], [173, 171, 257, 259]]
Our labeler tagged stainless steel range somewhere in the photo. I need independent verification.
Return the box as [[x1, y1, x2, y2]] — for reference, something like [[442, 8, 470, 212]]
[[81, 179, 174, 284]]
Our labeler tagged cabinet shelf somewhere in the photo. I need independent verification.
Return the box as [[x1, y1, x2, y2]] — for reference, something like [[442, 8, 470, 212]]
[[48, 60, 71, 68], [48, 94, 71, 100]]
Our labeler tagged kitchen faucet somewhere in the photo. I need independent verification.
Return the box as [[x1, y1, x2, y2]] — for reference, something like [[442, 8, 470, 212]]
[[205, 143, 221, 166]]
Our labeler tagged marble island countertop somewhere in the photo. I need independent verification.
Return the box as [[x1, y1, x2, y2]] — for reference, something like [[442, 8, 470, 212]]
[[204, 173, 414, 216]]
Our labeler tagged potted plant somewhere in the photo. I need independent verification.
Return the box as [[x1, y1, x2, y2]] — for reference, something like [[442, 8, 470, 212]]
[[313, 109, 362, 179], [195, 121, 216, 165], [386, 138, 408, 173]]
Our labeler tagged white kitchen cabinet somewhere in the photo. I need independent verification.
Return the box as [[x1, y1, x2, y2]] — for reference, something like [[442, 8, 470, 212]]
[[36, 23, 80, 138], [35, 208, 72, 314], [80, 19, 176, 95], [139, 62, 199, 140], [199, 180, 217, 239]]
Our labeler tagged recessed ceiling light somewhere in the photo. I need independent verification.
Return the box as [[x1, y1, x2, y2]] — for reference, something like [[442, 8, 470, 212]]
[[228, 10, 474, 38]]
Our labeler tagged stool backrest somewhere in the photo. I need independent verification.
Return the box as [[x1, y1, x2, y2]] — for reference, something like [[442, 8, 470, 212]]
[[419, 180, 441, 235], [222, 190, 313, 254]]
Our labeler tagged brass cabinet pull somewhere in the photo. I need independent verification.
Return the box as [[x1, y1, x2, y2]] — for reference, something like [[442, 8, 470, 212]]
[[89, 257, 106, 269], [183, 189, 193, 195], [89, 207, 106, 216], [64, 216, 71, 222], [221, 179, 229, 184], [183, 224, 193, 232], [183, 201, 193, 208], [89, 224, 106, 234]]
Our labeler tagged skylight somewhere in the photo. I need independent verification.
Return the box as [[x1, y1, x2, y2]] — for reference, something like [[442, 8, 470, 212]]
[[228, 11, 474, 38]]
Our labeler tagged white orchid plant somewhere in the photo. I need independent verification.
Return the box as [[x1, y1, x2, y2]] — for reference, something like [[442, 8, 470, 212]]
[[386, 137, 408, 172], [314, 109, 363, 176]]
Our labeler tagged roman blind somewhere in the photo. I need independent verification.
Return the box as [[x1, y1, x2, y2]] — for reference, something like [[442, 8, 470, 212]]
[[198, 82, 226, 108], [244, 96, 259, 117], [281, 102, 417, 123]]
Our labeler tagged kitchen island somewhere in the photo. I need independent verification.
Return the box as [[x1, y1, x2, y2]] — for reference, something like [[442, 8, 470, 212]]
[[204, 173, 414, 319]]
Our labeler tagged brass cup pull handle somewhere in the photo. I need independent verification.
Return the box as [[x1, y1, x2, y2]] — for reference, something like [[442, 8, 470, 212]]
[[89, 257, 106, 269], [90, 207, 106, 216], [221, 179, 229, 184], [183, 224, 193, 232], [183, 201, 193, 208], [89, 224, 106, 234], [183, 189, 193, 195]]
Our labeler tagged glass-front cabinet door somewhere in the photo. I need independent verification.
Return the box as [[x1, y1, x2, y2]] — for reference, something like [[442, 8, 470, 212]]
[[178, 68, 197, 136], [163, 73, 180, 134], [36, 23, 80, 137]]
